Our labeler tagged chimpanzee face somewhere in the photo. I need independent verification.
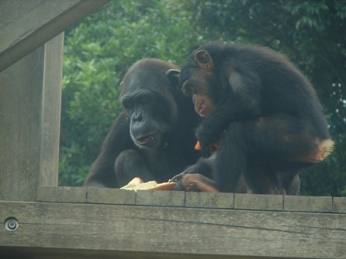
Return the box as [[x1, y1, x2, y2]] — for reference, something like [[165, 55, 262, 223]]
[[180, 50, 216, 117], [120, 69, 179, 149], [182, 79, 215, 117]]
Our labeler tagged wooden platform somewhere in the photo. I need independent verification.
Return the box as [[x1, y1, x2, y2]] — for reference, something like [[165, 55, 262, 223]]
[[1, 187, 346, 259]]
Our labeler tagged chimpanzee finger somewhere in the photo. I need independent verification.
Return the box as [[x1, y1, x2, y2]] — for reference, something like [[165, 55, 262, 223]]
[[172, 179, 187, 191], [169, 172, 185, 182]]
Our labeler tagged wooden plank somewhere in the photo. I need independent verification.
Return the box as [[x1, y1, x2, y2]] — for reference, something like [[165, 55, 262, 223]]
[[0, 247, 232, 259], [0, 34, 63, 201], [37, 186, 86, 203], [185, 192, 234, 209], [234, 193, 283, 211], [0, 45, 45, 201], [0, 0, 43, 27], [284, 196, 333, 212], [39, 33, 64, 186], [0, 201, 345, 259], [87, 187, 136, 205], [36, 187, 343, 213], [0, 0, 109, 72], [333, 197, 346, 213], [136, 190, 185, 207], [35, 185, 344, 216]]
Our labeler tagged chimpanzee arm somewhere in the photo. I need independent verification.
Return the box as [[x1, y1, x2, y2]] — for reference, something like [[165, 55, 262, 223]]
[[84, 112, 136, 188], [115, 149, 155, 187], [197, 67, 262, 156]]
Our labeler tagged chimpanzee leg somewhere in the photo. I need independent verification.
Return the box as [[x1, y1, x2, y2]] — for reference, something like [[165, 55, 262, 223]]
[[214, 122, 246, 193], [280, 173, 300, 195], [253, 114, 323, 162], [246, 166, 282, 194], [115, 149, 154, 187], [214, 114, 320, 193]]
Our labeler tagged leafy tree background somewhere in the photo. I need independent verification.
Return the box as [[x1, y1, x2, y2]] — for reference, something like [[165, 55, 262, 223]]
[[60, 0, 346, 196]]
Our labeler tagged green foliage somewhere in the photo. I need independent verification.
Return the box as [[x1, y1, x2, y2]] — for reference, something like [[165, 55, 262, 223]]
[[61, 0, 346, 196]]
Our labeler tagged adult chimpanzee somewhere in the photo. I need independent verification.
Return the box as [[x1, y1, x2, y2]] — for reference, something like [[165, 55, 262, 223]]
[[170, 41, 334, 194], [84, 59, 202, 188]]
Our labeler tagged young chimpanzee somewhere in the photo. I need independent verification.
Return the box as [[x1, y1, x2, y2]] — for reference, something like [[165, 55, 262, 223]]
[[170, 41, 333, 194]]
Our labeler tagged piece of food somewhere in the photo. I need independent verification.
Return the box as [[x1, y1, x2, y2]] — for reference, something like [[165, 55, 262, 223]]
[[148, 181, 177, 191], [194, 141, 220, 151], [120, 177, 176, 191]]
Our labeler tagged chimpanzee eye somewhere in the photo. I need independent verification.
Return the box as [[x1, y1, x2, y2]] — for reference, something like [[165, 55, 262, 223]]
[[122, 99, 134, 110], [140, 97, 150, 105]]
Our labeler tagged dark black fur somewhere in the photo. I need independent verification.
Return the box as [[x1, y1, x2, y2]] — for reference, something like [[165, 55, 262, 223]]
[[179, 41, 331, 194], [84, 59, 201, 188]]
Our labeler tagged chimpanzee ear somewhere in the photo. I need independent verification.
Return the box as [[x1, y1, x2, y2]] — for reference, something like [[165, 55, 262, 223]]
[[165, 69, 181, 88], [194, 50, 214, 71]]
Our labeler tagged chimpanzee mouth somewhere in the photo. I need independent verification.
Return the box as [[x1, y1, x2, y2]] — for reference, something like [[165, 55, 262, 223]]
[[134, 131, 159, 145]]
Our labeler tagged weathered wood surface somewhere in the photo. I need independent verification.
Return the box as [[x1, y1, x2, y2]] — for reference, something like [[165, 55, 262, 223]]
[[0, 200, 345, 259], [37, 186, 346, 213], [333, 197, 346, 213], [39, 33, 64, 187], [0, 44, 45, 201], [0, 0, 109, 71], [0, 35, 63, 201], [0, 247, 245, 259]]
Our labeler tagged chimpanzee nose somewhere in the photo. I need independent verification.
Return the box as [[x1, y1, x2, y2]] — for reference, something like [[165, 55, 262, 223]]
[[133, 110, 142, 121]]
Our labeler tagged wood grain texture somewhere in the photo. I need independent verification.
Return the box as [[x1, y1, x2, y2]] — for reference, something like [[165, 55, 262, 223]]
[[87, 187, 136, 205], [0, 247, 255, 259], [234, 193, 283, 211], [185, 192, 234, 208], [333, 197, 346, 213], [0, 201, 345, 259], [136, 190, 185, 207], [37, 186, 87, 203], [0, 45, 45, 201], [39, 33, 64, 187], [0, 35, 63, 201], [284, 195, 333, 212], [35, 187, 343, 213], [0, 0, 109, 71]]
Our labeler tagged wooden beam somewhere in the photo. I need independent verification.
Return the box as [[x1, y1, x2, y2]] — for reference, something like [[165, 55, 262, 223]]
[[0, 247, 231, 259], [0, 200, 345, 259], [0, 44, 45, 201], [39, 33, 64, 187], [0, 0, 109, 72], [0, 34, 63, 201], [37, 186, 346, 213]]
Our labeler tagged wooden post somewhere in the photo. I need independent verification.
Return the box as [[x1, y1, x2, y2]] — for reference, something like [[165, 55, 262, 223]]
[[40, 34, 64, 187], [0, 34, 63, 201]]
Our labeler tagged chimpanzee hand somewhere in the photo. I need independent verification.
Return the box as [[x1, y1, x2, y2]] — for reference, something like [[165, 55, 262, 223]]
[[195, 126, 217, 157], [171, 155, 216, 191], [169, 164, 200, 183], [172, 173, 219, 192], [170, 165, 198, 191], [169, 172, 185, 183]]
